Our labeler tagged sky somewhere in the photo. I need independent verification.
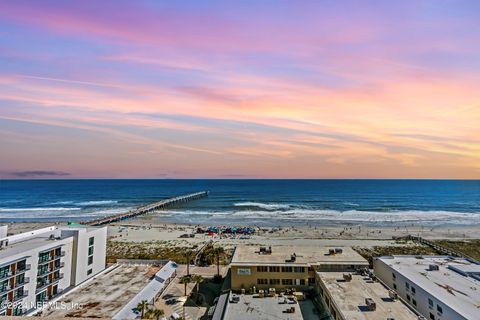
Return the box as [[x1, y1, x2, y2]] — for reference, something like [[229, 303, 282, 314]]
[[0, 0, 479, 179]]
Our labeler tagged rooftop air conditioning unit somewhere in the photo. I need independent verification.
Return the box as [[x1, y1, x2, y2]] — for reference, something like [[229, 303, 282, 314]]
[[429, 264, 439, 271]]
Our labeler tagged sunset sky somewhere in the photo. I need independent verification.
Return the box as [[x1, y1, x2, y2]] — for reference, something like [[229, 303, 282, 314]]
[[0, 0, 479, 179]]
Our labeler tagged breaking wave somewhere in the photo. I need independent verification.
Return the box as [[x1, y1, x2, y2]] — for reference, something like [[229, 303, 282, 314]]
[[160, 208, 480, 225], [234, 202, 293, 210]]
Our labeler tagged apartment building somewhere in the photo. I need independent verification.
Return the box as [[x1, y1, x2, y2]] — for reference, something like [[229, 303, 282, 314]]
[[316, 271, 419, 320], [0, 224, 107, 316], [374, 255, 480, 320], [230, 245, 368, 291]]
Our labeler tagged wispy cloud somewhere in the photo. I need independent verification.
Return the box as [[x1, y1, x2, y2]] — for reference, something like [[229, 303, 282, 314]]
[[7, 170, 70, 178], [0, 1, 479, 178]]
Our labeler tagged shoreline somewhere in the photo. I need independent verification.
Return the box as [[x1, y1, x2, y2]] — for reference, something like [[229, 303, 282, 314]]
[[3, 216, 479, 243]]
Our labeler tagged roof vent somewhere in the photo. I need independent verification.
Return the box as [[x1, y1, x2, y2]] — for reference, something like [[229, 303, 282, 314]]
[[258, 246, 272, 255], [429, 264, 439, 271]]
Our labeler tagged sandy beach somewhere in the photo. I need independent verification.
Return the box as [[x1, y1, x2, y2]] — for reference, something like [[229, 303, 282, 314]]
[[5, 214, 479, 248]]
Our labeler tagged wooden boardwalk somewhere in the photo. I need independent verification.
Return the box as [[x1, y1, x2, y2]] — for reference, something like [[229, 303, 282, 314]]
[[84, 191, 209, 226]]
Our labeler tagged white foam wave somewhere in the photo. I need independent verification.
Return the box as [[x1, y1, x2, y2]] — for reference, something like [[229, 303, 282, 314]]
[[234, 202, 292, 210], [161, 209, 480, 224], [0, 206, 133, 220], [0, 207, 81, 212], [77, 200, 118, 206]]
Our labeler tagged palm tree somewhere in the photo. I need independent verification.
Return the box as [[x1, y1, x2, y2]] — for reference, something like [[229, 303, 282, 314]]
[[179, 275, 192, 296], [184, 249, 195, 276], [136, 300, 149, 319], [213, 246, 225, 276], [144, 308, 154, 319], [193, 274, 204, 292], [152, 308, 165, 320]]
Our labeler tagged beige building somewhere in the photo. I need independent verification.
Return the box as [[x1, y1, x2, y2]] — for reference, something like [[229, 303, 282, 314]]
[[230, 245, 368, 291]]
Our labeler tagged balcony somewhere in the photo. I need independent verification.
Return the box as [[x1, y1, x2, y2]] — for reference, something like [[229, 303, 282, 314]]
[[53, 273, 64, 282], [38, 251, 65, 265], [13, 290, 29, 302], [35, 274, 63, 293], [0, 277, 30, 294], [16, 264, 31, 274], [37, 262, 64, 277], [35, 280, 51, 293], [0, 271, 13, 281]]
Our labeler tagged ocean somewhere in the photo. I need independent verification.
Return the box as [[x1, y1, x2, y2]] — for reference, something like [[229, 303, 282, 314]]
[[0, 179, 479, 226]]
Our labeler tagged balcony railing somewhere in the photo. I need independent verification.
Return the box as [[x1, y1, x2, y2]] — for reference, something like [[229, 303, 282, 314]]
[[13, 290, 28, 302], [35, 281, 51, 293], [36, 274, 63, 293], [0, 271, 13, 281], [16, 264, 31, 274], [37, 262, 64, 277], [38, 251, 65, 265], [0, 277, 30, 294], [53, 273, 64, 281]]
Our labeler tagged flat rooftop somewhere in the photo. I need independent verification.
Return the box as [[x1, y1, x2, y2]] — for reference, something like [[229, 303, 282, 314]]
[[41, 264, 157, 318], [0, 229, 67, 260], [318, 272, 418, 320], [231, 245, 368, 266], [377, 256, 480, 320], [223, 294, 304, 320]]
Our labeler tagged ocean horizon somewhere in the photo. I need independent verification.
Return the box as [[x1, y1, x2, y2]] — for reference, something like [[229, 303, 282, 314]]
[[1, 179, 479, 226]]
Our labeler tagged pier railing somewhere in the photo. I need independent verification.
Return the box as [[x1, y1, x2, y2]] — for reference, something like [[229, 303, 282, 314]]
[[83, 191, 209, 226]]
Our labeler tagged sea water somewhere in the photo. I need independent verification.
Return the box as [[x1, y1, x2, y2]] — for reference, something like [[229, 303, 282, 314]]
[[1, 179, 479, 226]]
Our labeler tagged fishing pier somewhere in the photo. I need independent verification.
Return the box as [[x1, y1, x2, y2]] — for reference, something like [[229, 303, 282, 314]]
[[85, 191, 209, 226]]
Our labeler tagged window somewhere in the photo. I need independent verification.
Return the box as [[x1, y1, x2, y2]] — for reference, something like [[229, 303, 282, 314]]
[[299, 279, 306, 285], [0, 280, 8, 291], [405, 282, 410, 290], [37, 275, 49, 288], [411, 286, 416, 294], [89, 237, 94, 246], [257, 266, 268, 272], [308, 277, 315, 285], [437, 305, 443, 314], [428, 298, 434, 308], [257, 279, 268, 285], [392, 272, 396, 279], [38, 252, 50, 263], [281, 266, 293, 273], [15, 273, 25, 285], [429, 312, 435, 320], [281, 279, 293, 285], [88, 246, 94, 256], [36, 290, 47, 303], [406, 294, 411, 301], [88, 256, 93, 265], [14, 288, 24, 300], [393, 283, 397, 290], [294, 267, 305, 273], [87, 269, 93, 276], [412, 299, 417, 307], [0, 266, 10, 278], [269, 279, 280, 285], [269, 266, 280, 272], [37, 264, 49, 276], [16, 260, 26, 271]]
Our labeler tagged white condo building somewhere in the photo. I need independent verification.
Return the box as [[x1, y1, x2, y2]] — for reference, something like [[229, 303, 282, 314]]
[[374, 255, 480, 320], [0, 224, 107, 316]]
